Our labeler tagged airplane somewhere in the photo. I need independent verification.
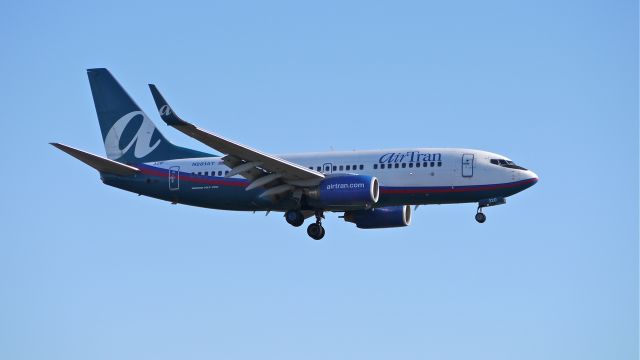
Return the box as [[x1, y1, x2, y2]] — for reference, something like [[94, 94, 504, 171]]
[[52, 68, 538, 240]]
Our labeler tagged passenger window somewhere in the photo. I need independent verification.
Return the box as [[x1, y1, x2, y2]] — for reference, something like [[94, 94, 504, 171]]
[[408, 163, 413, 168], [423, 162, 428, 167], [359, 165, 364, 170], [416, 162, 421, 168], [346, 165, 351, 170], [339, 165, 344, 171], [401, 163, 407, 168], [317, 166, 321, 171], [430, 162, 435, 167], [218, 171, 222, 176], [332, 166, 337, 171], [381, 164, 385, 169], [395, 163, 399, 168], [325, 166, 330, 172], [204, 171, 209, 176], [437, 161, 442, 167], [373, 164, 378, 169]]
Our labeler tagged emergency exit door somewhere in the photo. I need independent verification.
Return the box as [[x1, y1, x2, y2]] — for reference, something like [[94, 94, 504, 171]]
[[462, 154, 474, 177], [169, 166, 180, 190]]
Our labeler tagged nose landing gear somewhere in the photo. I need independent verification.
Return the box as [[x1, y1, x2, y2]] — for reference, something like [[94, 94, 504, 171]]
[[306, 210, 325, 240], [475, 197, 506, 224]]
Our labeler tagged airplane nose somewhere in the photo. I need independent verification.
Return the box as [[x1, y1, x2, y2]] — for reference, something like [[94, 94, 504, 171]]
[[526, 170, 539, 184]]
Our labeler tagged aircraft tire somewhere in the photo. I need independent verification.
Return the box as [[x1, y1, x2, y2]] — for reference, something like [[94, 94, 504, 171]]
[[307, 223, 325, 240], [285, 210, 305, 227], [475, 212, 486, 223]]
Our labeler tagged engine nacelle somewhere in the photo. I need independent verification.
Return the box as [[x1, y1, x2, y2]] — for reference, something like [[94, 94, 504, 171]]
[[307, 175, 379, 209], [343, 205, 412, 229]]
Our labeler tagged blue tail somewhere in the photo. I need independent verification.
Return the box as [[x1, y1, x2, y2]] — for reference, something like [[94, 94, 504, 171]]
[[87, 68, 212, 164]]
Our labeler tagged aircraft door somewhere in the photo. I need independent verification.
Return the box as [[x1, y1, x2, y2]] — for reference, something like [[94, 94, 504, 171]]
[[462, 154, 474, 177], [322, 163, 333, 174], [169, 166, 180, 190]]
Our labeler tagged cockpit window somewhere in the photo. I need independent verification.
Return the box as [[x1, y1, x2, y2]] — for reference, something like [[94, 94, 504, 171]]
[[490, 159, 528, 170]]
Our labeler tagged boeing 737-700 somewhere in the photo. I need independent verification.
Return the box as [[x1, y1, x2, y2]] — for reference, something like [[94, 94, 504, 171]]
[[52, 68, 538, 239]]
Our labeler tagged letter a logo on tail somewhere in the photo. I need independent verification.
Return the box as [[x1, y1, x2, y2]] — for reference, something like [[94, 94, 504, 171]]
[[104, 111, 161, 159], [159, 104, 172, 116]]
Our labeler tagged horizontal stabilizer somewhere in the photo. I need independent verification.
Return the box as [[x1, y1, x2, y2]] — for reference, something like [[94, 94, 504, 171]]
[[50, 143, 140, 176]]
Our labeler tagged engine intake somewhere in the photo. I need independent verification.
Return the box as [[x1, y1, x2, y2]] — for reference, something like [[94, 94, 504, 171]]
[[307, 175, 379, 209], [344, 205, 412, 229]]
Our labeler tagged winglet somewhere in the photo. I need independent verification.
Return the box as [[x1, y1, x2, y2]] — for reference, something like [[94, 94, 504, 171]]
[[148, 84, 191, 127], [51, 142, 140, 176]]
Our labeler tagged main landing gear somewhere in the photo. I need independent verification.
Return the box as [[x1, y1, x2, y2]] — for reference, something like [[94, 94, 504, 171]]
[[284, 209, 326, 240], [307, 211, 325, 240], [284, 210, 305, 227], [475, 209, 487, 223]]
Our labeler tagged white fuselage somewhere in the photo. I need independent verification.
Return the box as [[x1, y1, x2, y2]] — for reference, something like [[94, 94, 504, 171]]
[[130, 147, 538, 211]]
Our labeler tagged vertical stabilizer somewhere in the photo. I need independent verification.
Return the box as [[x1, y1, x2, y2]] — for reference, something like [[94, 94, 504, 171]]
[[87, 68, 211, 163]]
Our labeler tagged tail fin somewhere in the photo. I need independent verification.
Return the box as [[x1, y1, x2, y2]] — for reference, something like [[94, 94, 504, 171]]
[[87, 68, 212, 163]]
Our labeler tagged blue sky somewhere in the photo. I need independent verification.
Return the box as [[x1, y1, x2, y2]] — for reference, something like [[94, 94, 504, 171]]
[[0, 1, 637, 359]]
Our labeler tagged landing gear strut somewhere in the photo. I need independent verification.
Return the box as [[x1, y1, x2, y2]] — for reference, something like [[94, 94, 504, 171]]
[[475, 197, 506, 223], [307, 210, 325, 240]]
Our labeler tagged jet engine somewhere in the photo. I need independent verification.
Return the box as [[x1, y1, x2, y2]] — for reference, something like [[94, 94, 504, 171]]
[[306, 175, 379, 209], [343, 205, 412, 229]]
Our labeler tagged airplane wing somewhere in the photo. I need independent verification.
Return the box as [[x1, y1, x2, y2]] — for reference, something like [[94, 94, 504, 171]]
[[50, 143, 140, 176], [148, 85, 325, 189]]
